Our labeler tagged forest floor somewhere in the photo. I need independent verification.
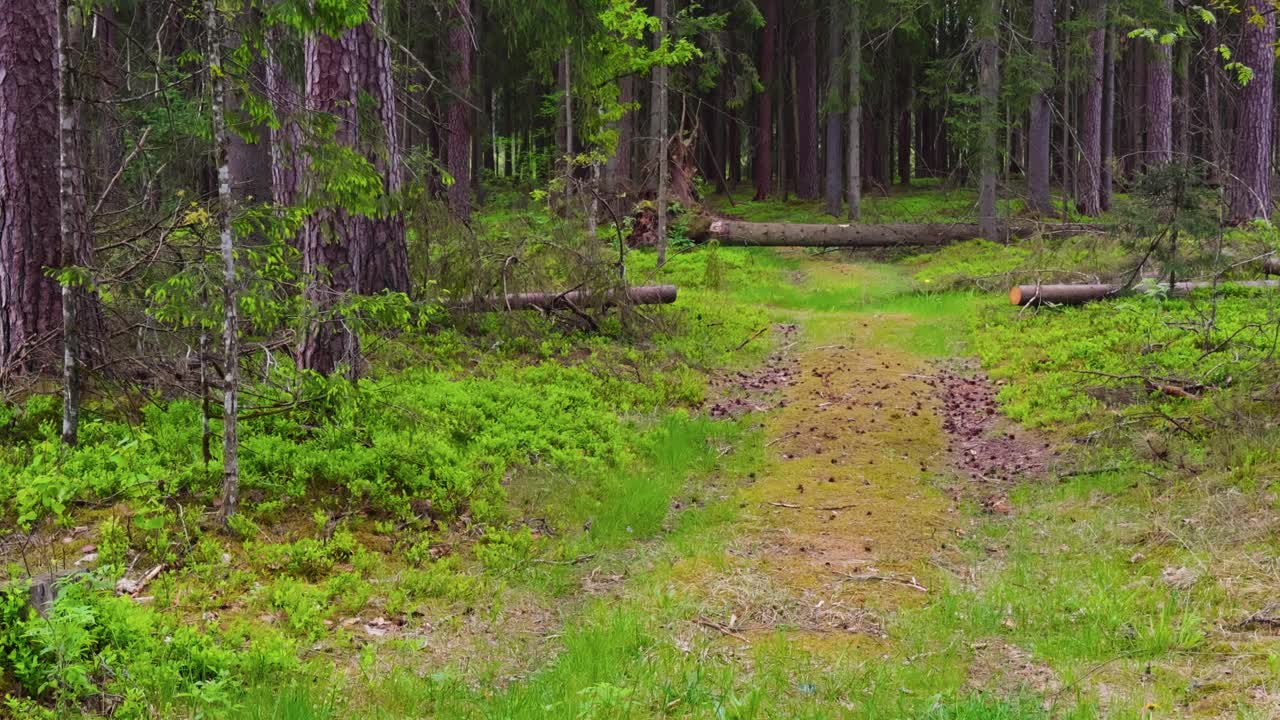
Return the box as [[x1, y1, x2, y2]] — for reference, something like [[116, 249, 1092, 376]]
[[4, 188, 1280, 719]]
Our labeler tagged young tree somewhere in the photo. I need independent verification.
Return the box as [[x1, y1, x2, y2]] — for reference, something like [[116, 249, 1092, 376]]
[[0, 0, 61, 371], [1076, 0, 1105, 216], [1227, 0, 1275, 223], [823, 0, 843, 216], [56, 0, 88, 445], [847, 0, 861, 221], [753, 0, 776, 200], [448, 0, 474, 222], [207, 0, 240, 526], [794, 2, 819, 200], [1027, 0, 1053, 214]]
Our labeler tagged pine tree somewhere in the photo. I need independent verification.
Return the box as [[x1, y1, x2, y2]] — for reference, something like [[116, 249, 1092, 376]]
[[0, 0, 61, 371], [1227, 0, 1276, 223]]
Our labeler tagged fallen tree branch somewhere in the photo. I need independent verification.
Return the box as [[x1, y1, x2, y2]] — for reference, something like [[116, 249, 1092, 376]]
[[457, 285, 678, 312], [1010, 280, 1280, 306]]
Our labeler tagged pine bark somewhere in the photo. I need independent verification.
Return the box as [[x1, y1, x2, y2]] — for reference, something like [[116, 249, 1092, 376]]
[[1145, 2, 1173, 165], [300, 25, 362, 377], [1028, 0, 1053, 213], [1227, 0, 1276, 223], [847, 2, 862, 221], [605, 75, 635, 192], [978, 0, 1000, 240], [351, 0, 408, 294], [823, 1, 843, 216], [1076, 1, 1105, 216], [267, 28, 303, 212], [1100, 26, 1114, 211], [795, 5, 819, 200], [447, 0, 473, 222], [0, 0, 61, 370]]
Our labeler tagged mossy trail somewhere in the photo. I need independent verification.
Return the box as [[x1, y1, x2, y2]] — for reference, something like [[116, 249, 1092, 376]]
[[688, 250, 963, 642]]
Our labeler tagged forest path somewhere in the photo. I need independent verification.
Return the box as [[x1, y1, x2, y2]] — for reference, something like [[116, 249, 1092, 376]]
[[678, 253, 966, 647]]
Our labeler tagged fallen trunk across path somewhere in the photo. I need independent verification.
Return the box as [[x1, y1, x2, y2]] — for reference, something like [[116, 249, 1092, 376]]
[[1010, 280, 1280, 306], [462, 285, 678, 311], [1263, 258, 1280, 275], [688, 217, 1106, 247]]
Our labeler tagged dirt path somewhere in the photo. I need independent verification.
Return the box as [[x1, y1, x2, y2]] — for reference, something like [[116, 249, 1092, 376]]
[[681, 256, 973, 648]]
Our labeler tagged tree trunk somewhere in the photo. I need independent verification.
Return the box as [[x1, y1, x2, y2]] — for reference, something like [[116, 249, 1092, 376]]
[[1145, 1, 1173, 165], [1011, 280, 1280, 306], [1028, 0, 1053, 213], [978, 0, 1000, 240], [56, 0, 85, 445], [1227, 0, 1275, 223], [823, 1, 843, 216], [1100, 25, 1115, 211], [0, 0, 61, 371], [352, 0, 407, 295], [300, 24, 361, 377], [897, 63, 912, 186], [753, 0, 776, 200], [847, 2, 862, 221], [795, 6, 819, 199], [267, 28, 303, 213], [447, 0, 473, 222], [692, 217, 1102, 247], [1076, 1, 1105, 216], [206, 0, 240, 527], [654, 0, 669, 266], [606, 75, 635, 192], [1205, 21, 1223, 182], [463, 285, 677, 311], [227, 19, 272, 205]]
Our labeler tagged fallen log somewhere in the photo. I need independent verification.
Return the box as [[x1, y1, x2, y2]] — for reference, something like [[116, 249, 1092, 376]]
[[689, 217, 1105, 248], [1010, 280, 1280, 306], [1263, 258, 1280, 275], [462, 285, 678, 311]]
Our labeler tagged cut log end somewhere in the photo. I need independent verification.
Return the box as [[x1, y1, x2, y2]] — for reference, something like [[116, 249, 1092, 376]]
[[1008, 286, 1023, 306]]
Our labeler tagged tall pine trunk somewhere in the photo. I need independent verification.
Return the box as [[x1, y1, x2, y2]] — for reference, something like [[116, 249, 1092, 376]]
[[1076, 0, 1105, 216], [977, 0, 1000, 240], [847, 2, 861, 221], [267, 28, 303, 214], [1227, 0, 1275, 223], [654, 0, 669, 266], [1100, 25, 1115, 211], [1028, 0, 1053, 213], [447, 0, 473, 222], [605, 75, 635, 192], [0, 0, 61, 371], [300, 24, 361, 376], [754, 0, 775, 200], [352, 0, 408, 294], [794, 6, 819, 200], [1145, 1, 1173, 165], [823, 1, 843, 216]]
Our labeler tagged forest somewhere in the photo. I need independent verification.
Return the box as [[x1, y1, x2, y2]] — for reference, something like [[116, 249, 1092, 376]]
[[3, 0, 1280, 717]]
